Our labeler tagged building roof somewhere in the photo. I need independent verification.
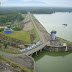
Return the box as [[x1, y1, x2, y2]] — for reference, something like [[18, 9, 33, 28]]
[[0, 26, 7, 29]]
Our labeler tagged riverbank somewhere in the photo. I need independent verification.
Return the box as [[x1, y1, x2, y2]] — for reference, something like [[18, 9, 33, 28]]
[[32, 50, 72, 72], [33, 13, 72, 45]]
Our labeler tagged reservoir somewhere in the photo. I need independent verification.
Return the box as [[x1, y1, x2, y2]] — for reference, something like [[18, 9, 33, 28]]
[[33, 12, 72, 72], [33, 51, 72, 72], [34, 12, 72, 42]]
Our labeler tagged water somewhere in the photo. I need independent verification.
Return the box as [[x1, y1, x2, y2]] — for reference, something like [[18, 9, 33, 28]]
[[34, 12, 72, 42], [33, 12, 72, 72], [33, 51, 72, 72]]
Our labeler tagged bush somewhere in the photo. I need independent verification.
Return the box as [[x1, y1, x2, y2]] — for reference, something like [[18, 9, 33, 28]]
[[3, 42, 8, 48], [13, 24, 21, 31], [0, 28, 4, 32], [0, 44, 2, 48]]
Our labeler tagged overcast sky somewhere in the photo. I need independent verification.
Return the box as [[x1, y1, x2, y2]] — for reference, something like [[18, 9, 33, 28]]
[[0, 0, 72, 7]]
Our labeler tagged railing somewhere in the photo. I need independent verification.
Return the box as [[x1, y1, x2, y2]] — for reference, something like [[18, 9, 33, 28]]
[[20, 41, 40, 53]]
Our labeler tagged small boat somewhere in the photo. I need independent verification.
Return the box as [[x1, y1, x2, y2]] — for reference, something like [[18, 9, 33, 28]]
[[62, 24, 67, 26]]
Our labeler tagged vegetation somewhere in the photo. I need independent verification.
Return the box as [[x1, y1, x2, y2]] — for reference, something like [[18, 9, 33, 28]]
[[0, 11, 24, 25], [3, 42, 8, 48], [21, 14, 26, 18], [0, 48, 20, 54], [0, 28, 4, 32], [57, 37, 72, 46], [0, 28, 39, 43], [32, 50, 72, 61], [0, 55, 34, 72], [0, 44, 2, 48], [0, 43, 20, 54], [0, 7, 72, 16], [0, 8, 26, 30]]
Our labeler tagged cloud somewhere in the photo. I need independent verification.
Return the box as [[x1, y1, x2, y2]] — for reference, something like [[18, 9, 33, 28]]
[[0, 0, 8, 3], [21, 0, 47, 4], [2, 0, 72, 7]]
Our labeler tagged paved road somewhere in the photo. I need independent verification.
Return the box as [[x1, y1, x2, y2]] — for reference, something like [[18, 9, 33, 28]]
[[29, 13, 47, 44]]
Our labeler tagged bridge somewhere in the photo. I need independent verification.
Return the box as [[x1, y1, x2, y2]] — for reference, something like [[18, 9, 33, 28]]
[[22, 41, 66, 56], [23, 43, 47, 55]]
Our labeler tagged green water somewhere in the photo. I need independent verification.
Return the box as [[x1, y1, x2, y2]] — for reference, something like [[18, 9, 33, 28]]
[[33, 51, 72, 72]]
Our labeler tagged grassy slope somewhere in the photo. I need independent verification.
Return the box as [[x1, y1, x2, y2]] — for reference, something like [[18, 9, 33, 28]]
[[0, 49, 20, 54], [0, 28, 39, 43], [0, 13, 39, 43], [57, 37, 72, 46], [21, 14, 26, 18]]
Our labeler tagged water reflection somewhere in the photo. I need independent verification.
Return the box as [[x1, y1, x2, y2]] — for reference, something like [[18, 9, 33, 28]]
[[33, 50, 72, 72], [32, 50, 72, 61]]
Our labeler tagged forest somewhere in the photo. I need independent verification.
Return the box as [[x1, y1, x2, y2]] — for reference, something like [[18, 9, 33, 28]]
[[0, 8, 24, 26], [0, 7, 72, 27]]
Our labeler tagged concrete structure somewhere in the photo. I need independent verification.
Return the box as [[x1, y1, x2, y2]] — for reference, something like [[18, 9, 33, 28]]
[[63, 43, 67, 51], [50, 31, 56, 41], [0, 26, 7, 29], [20, 42, 67, 55], [4, 28, 12, 33]]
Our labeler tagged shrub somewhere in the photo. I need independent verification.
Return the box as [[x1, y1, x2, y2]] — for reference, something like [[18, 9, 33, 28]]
[[3, 42, 8, 48], [0, 44, 2, 48], [0, 28, 4, 32]]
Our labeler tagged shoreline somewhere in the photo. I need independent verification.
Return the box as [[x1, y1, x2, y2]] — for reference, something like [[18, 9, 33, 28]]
[[31, 13, 72, 50], [33, 13, 72, 43]]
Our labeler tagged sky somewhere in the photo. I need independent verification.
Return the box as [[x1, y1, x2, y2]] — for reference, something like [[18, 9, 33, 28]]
[[0, 0, 72, 7]]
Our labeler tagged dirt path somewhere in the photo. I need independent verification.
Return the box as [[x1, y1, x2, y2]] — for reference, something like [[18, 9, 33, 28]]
[[29, 13, 49, 44], [22, 13, 33, 31], [0, 60, 21, 72], [0, 51, 34, 70]]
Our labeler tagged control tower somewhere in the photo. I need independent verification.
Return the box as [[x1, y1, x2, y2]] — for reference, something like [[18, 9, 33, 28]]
[[50, 30, 57, 41]]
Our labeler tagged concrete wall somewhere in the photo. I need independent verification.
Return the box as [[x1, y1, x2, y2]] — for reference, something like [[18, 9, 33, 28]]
[[45, 46, 67, 52]]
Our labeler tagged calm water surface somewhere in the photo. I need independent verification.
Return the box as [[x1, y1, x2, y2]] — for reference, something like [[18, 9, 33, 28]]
[[33, 12, 72, 72], [33, 51, 72, 72], [34, 12, 72, 42]]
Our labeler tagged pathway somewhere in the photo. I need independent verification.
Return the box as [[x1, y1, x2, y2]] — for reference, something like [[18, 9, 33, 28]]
[[29, 13, 47, 44], [0, 51, 34, 70]]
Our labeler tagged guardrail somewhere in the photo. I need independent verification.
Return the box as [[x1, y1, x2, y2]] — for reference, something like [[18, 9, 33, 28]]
[[20, 41, 40, 53]]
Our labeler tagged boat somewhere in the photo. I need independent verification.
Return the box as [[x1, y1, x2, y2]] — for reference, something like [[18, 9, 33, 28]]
[[62, 24, 67, 26]]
